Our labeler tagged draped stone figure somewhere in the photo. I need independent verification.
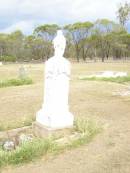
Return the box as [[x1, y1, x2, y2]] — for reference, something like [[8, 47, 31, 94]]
[[36, 30, 74, 129]]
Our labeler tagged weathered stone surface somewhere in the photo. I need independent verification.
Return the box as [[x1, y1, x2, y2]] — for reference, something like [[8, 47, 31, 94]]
[[0, 126, 32, 140], [3, 140, 15, 151], [36, 30, 74, 129], [79, 71, 127, 79], [32, 121, 73, 138]]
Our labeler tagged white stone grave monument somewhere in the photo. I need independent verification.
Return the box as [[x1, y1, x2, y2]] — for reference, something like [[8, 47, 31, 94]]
[[36, 30, 74, 129]]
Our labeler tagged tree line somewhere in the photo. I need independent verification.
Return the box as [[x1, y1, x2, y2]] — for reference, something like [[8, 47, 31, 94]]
[[0, 2, 130, 62]]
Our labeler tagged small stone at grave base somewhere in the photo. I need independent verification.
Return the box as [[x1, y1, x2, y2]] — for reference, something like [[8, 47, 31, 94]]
[[3, 140, 15, 151], [32, 122, 73, 138], [19, 134, 33, 144]]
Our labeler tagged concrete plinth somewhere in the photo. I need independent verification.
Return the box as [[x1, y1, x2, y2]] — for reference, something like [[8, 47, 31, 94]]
[[32, 122, 73, 138]]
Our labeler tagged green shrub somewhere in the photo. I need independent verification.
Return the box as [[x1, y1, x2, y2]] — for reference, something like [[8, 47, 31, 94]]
[[0, 78, 33, 88], [0, 55, 16, 62], [80, 76, 130, 83]]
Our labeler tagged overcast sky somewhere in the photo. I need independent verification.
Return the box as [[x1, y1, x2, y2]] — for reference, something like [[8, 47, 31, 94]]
[[0, 0, 129, 34]]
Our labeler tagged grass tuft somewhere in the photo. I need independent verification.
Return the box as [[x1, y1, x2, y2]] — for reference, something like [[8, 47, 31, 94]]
[[70, 118, 102, 148], [0, 138, 57, 167], [0, 78, 33, 88], [74, 118, 101, 134]]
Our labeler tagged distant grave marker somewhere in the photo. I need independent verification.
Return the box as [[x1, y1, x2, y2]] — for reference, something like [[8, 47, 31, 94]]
[[79, 71, 127, 79], [18, 66, 28, 79]]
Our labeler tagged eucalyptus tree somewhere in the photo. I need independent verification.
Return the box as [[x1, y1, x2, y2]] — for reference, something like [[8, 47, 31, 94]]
[[64, 22, 93, 62], [112, 32, 130, 59], [23, 35, 46, 61], [34, 24, 59, 60], [117, 2, 130, 27], [7, 30, 24, 60], [93, 19, 123, 62], [0, 33, 8, 57], [123, 33, 130, 57], [86, 31, 100, 61]]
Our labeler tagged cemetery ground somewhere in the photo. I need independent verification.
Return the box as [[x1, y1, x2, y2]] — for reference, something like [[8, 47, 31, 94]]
[[0, 62, 130, 173]]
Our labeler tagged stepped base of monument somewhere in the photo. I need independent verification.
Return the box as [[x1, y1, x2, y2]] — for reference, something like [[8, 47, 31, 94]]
[[32, 122, 73, 138]]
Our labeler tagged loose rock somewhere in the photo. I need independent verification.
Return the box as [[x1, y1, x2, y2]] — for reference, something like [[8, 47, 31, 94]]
[[19, 134, 33, 144], [3, 140, 15, 151]]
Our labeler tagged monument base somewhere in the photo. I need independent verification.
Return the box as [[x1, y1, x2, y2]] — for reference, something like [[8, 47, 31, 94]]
[[36, 108, 74, 129], [32, 122, 73, 138]]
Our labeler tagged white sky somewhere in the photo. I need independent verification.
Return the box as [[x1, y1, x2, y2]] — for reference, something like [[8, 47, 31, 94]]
[[0, 0, 129, 34]]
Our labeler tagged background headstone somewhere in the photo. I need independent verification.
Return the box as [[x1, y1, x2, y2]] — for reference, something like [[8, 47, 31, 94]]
[[18, 66, 28, 79]]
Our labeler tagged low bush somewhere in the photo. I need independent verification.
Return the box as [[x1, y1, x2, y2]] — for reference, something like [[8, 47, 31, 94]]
[[0, 78, 33, 88], [0, 55, 16, 62]]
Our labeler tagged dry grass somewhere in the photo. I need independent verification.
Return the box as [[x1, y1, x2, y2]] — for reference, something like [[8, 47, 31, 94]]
[[0, 62, 130, 129], [0, 62, 130, 173]]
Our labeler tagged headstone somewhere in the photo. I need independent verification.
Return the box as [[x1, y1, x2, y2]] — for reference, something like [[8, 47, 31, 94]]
[[18, 65, 28, 79], [82, 71, 127, 78], [36, 30, 74, 129], [96, 71, 127, 78], [0, 62, 3, 66]]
